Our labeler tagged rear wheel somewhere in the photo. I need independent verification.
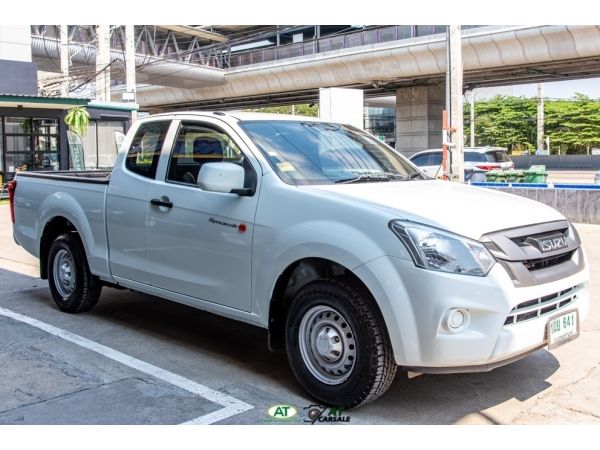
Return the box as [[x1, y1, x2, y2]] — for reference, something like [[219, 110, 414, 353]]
[[285, 279, 397, 408], [47, 233, 102, 313]]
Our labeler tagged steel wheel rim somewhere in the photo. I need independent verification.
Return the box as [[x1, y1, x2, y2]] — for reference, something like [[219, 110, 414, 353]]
[[298, 305, 357, 385], [53, 249, 75, 298]]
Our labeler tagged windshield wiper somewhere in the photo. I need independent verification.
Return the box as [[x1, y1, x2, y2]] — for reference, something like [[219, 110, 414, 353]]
[[397, 171, 426, 181], [334, 174, 392, 184]]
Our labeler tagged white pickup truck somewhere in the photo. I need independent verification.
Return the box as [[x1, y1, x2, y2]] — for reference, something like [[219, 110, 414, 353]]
[[9, 112, 589, 407]]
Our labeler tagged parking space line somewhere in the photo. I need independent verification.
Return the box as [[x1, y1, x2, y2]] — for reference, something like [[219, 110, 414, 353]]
[[0, 306, 253, 424]]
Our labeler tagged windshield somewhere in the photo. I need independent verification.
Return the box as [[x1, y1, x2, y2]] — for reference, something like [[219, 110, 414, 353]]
[[464, 152, 487, 162], [486, 150, 511, 162], [238, 120, 421, 185]]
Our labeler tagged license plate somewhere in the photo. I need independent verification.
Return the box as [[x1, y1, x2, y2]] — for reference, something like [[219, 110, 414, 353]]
[[547, 310, 579, 350]]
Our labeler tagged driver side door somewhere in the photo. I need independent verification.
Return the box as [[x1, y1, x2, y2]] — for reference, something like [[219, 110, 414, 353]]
[[146, 119, 260, 312]]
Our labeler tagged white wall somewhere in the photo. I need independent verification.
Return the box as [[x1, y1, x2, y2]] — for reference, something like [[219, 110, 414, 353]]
[[0, 26, 32, 62], [319, 88, 364, 129]]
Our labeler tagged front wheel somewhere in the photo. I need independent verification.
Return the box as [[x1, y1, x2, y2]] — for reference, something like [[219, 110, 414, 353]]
[[47, 233, 102, 313], [285, 279, 397, 408]]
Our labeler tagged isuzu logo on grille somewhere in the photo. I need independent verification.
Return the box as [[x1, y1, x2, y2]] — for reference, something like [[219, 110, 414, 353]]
[[527, 233, 569, 253]]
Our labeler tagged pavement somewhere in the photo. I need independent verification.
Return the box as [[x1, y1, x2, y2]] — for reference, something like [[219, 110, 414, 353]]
[[0, 204, 598, 425]]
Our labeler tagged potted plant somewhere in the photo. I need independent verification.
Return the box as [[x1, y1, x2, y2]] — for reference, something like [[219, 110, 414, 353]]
[[64, 107, 90, 136]]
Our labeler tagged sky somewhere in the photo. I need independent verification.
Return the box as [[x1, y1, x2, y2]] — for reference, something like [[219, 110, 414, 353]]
[[476, 78, 600, 101]]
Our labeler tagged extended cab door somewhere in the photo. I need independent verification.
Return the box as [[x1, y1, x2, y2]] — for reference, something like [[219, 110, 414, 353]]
[[106, 119, 172, 285], [146, 119, 260, 312]]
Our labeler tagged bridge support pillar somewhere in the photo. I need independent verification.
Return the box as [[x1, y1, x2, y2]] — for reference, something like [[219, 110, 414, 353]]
[[395, 85, 444, 155]]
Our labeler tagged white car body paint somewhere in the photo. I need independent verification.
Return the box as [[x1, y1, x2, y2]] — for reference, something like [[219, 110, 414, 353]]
[[12, 111, 589, 375]]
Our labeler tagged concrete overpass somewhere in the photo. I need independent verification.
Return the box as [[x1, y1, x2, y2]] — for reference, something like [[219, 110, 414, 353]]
[[29, 25, 600, 152], [135, 25, 600, 106], [131, 25, 600, 152]]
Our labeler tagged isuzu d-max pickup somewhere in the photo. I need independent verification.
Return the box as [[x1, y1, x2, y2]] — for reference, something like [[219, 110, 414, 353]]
[[9, 112, 589, 407]]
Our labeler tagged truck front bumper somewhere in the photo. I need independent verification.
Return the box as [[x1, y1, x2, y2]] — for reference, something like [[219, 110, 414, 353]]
[[354, 253, 590, 371]]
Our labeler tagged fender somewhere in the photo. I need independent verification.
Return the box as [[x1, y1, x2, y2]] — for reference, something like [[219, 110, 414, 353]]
[[251, 219, 412, 324], [37, 190, 111, 280]]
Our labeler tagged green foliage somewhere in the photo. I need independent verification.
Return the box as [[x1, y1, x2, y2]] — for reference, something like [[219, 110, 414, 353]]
[[245, 104, 319, 117], [544, 94, 600, 154], [465, 94, 600, 155], [64, 107, 90, 136], [464, 95, 536, 151]]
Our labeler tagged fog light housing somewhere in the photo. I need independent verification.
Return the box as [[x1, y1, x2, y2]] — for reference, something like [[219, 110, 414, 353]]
[[446, 308, 468, 332]]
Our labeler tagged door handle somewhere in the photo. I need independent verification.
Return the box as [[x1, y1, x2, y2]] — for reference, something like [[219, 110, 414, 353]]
[[150, 198, 173, 208]]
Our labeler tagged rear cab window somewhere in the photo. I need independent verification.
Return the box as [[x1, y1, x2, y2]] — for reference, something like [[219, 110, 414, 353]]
[[125, 121, 170, 179]]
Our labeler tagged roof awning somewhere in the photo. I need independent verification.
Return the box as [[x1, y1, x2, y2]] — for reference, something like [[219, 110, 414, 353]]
[[0, 94, 88, 110]]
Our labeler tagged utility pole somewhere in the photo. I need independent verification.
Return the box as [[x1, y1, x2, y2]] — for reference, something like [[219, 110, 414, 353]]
[[537, 82, 544, 154], [469, 89, 475, 147], [445, 25, 464, 182], [60, 25, 69, 97], [95, 25, 111, 102], [125, 24, 137, 122]]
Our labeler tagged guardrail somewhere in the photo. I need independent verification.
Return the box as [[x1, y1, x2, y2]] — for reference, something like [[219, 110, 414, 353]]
[[471, 182, 600, 224], [511, 155, 600, 170], [224, 25, 483, 68]]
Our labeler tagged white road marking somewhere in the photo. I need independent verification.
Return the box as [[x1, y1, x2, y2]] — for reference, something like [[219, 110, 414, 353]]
[[0, 306, 253, 424]]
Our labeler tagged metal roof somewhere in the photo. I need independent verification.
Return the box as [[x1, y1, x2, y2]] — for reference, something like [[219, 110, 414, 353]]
[[0, 94, 88, 106], [0, 95, 137, 112]]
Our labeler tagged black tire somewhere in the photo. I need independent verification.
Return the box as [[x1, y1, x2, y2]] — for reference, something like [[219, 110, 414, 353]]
[[47, 233, 102, 313], [285, 278, 397, 408]]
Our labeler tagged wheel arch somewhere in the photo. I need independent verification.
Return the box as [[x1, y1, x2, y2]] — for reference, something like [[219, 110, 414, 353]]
[[39, 216, 81, 279], [267, 257, 391, 352]]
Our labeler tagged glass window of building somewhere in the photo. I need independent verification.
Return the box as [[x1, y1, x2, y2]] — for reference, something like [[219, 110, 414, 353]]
[[364, 107, 395, 147], [0, 119, 3, 174], [2, 117, 60, 173]]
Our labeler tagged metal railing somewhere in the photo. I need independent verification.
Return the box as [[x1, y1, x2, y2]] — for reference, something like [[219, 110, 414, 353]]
[[221, 26, 486, 68], [222, 26, 455, 68], [32, 25, 484, 70]]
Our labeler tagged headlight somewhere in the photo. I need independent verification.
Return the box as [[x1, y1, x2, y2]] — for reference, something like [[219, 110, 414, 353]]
[[389, 220, 495, 276]]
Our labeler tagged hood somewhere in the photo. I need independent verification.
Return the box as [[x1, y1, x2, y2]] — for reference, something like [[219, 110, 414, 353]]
[[305, 180, 565, 240]]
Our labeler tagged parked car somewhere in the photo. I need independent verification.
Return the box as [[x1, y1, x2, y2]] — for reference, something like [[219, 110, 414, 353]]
[[9, 113, 588, 408], [410, 147, 514, 178]]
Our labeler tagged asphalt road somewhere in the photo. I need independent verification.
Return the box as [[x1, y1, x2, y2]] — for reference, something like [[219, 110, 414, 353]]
[[0, 205, 598, 424]]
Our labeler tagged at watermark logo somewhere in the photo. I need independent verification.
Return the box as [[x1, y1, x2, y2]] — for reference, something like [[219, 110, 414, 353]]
[[303, 404, 351, 424], [267, 404, 298, 420]]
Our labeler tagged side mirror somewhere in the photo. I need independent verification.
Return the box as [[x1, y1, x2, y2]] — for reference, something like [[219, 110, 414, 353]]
[[197, 162, 250, 195]]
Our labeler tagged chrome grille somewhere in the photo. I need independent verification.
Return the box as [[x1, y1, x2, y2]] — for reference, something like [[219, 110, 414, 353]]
[[504, 285, 579, 325]]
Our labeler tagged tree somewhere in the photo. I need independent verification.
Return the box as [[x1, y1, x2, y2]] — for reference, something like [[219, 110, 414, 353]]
[[246, 103, 319, 117], [464, 95, 536, 151], [464, 94, 600, 154], [545, 94, 600, 154]]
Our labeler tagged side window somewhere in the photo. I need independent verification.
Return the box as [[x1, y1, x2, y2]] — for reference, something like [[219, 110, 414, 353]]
[[429, 152, 443, 166], [167, 122, 250, 186], [125, 121, 170, 179], [411, 154, 429, 166]]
